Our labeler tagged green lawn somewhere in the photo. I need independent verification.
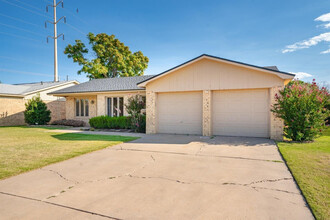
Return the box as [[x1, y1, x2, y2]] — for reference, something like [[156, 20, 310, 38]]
[[277, 127, 330, 220], [0, 126, 138, 180]]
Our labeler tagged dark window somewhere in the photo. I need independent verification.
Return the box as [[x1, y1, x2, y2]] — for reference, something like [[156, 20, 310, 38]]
[[80, 99, 84, 116], [113, 97, 118, 117], [75, 99, 79, 116], [107, 98, 112, 116], [85, 99, 89, 116], [119, 97, 124, 116]]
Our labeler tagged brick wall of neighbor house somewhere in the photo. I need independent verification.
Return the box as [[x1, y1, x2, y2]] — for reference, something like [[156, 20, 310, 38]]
[[0, 97, 26, 126], [0, 97, 66, 126], [45, 101, 66, 122], [270, 86, 284, 140]]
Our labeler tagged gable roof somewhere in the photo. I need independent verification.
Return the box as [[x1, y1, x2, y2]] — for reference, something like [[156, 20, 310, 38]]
[[138, 54, 295, 87], [0, 81, 78, 97], [49, 75, 154, 95]]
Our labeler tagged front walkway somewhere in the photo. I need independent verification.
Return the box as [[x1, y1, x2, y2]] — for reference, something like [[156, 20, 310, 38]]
[[0, 134, 313, 219]]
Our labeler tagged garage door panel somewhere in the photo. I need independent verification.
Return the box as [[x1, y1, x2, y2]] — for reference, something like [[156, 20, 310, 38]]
[[157, 92, 202, 135], [212, 89, 269, 138]]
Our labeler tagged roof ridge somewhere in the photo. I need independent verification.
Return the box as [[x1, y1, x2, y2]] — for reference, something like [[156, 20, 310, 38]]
[[14, 80, 76, 85]]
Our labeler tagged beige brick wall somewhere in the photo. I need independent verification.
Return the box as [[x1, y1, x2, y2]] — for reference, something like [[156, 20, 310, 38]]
[[270, 86, 284, 140], [0, 97, 26, 126], [202, 90, 212, 136], [0, 97, 66, 126], [146, 91, 156, 134], [46, 101, 66, 122], [65, 96, 97, 125]]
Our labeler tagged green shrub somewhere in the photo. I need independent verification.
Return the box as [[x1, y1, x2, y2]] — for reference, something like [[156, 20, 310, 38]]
[[89, 116, 131, 129], [24, 94, 51, 125], [89, 115, 108, 129], [272, 79, 329, 141]]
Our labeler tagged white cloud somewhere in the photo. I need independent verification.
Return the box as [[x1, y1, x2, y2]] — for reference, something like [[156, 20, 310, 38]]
[[291, 72, 313, 79], [321, 48, 330, 54], [282, 32, 330, 53], [315, 12, 330, 22], [282, 12, 330, 53], [315, 13, 330, 29]]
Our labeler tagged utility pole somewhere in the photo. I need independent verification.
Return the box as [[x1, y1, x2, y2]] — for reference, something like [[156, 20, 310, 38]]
[[45, 0, 66, 82]]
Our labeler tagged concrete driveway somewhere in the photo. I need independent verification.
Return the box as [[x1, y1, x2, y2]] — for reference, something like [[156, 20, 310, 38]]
[[0, 134, 313, 220]]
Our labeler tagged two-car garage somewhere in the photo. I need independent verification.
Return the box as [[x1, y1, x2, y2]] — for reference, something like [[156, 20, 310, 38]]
[[156, 89, 270, 138], [139, 54, 294, 139]]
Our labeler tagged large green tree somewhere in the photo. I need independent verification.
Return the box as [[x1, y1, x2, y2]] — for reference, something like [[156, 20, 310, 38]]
[[64, 33, 149, 79]]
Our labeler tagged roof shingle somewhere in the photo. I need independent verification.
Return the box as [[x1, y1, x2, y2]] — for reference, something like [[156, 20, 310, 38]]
[[49, 75, 154, 95], [0, 81, 77, 96]]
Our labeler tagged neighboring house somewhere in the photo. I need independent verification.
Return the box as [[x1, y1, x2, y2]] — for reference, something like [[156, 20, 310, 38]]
[[50, 54, 295, 140], [0, 80, 79, 126]]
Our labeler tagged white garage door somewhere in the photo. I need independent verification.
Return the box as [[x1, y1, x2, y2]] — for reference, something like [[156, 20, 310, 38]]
[[157, 91, 202, 135], [212, 89, 269, 138]]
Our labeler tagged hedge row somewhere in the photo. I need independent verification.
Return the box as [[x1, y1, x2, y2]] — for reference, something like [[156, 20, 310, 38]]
[[89, 116, 131, 129]]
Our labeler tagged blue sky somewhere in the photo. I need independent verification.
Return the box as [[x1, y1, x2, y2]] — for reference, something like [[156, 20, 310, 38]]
[[0, 0, 329, 84]]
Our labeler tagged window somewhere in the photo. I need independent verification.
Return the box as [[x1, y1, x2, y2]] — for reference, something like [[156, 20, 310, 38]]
[[85, 99, 89, 116], [75, 99, 89, 117], [80, 99, 84, 116], [107, 97, 124, 117], [75, 99, 79, 116]]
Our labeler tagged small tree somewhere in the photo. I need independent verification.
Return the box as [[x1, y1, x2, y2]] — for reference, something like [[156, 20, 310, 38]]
[[125, 95, 146, 132], [272, 79, 329, 141], [64, 33, 149, 79], [24, 94, 51, 125]]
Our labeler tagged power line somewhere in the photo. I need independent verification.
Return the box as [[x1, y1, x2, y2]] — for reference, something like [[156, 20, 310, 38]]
[[0, 22, 44, 37], [66, 22, 86, 35], [0, 13, 41, 28], [0, 68, 53, 77], [0, 55, 72, 70], [0, 0, 51, 19], [0, 31, 40, 42], [12, 0, 44, 12]]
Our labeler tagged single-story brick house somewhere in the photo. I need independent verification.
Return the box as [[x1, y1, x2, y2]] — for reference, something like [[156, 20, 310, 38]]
[[0, 80, 78, 126], [50, 54, 295, 140]]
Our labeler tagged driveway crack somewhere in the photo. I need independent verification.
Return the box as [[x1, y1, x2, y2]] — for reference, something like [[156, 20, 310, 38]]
[[41, 169, 79, 184], [244, 177, 293, 186], [46, 154, 156, 200], [123, 175, 299, 195]]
